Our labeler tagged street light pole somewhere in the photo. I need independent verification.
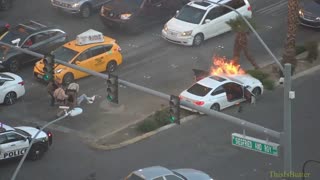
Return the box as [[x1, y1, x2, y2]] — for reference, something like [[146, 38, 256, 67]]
[[283, 64, 293, 173], [10, 107, 83, 180]]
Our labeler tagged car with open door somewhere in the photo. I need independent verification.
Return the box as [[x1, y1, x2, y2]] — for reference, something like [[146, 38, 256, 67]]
[[0, 20, 67, 73], [180, 72, 263, 112]]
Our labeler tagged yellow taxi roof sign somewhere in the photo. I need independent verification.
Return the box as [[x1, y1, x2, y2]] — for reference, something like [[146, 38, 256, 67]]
[[76, 29, 104, 46]]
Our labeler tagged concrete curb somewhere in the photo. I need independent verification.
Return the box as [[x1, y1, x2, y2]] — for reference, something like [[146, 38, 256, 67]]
[[89, 114, 200, 150]]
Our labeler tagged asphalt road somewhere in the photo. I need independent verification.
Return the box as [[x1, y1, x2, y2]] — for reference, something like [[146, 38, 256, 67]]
[[1, 0, 320, 139], [1, 61, 320, 180]]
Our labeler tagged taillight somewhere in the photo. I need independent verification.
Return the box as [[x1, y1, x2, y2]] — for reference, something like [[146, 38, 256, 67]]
[[178, 95, 183, 100], [48, 132, 52, 137], [247, 6, 252, 11], [5, 23, 10, 29], [193, 101, 204, 106], [18, 81, 24, 86]]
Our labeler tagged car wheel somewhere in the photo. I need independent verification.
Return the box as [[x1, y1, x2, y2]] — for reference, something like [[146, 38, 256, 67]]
[[28, 145, 45, 161], [63, 73, 74, 85], [0, 0, 12, 10], [4, 92, 17, 105], [8, 59, 20, 73], [252, 87, 261, 96], [106, 61, 117, 73], [210, 103, 220, 111], [80, 4, 91, 18], [193, 33, 204, 46]]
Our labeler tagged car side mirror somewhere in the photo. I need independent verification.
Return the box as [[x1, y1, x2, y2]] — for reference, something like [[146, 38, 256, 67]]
[[176, 10, 179, 15], [205, 19, 211, 24], [26, 136, 32, 142]]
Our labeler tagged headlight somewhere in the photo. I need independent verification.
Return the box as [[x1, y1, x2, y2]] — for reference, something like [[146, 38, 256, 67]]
[[299, 9, 304, 17], [55, 69, 64, 73], [316, 17, 320, 21], [120, 13, 132, 20], [72, 3, 80, 8], [163, 24, 168, 32], [181, 30, 192, 36]]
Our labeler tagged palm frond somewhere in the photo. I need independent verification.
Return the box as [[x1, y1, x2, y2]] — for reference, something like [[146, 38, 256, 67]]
[[226, 16, 256, 33]]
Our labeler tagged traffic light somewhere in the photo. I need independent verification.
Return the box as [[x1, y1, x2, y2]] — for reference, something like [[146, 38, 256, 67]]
[[169, 95, 180, 124], [43, 54, 55, 82], [106, 73, 118, 104]]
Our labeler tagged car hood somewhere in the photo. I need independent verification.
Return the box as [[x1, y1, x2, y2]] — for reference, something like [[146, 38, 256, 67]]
[[55, 0, 80, 3], [103, 1, 139, 14], [15, 126, 47, 139], [174, 169, 213, 180], [166, 18, 197, 32], [300, 0, 320, 16]]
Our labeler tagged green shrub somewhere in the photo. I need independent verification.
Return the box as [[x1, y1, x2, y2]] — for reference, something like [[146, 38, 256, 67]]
[[295, 45, 306, 55], [137, 119, 159, 133], [304, 41, 318, 63], [247, 70, 269, 82], [154, 109, 170, 126], [262, 79, 275, 90]]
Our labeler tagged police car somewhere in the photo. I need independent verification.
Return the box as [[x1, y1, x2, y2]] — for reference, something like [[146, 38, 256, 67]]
[[0, 123, 53, 161]]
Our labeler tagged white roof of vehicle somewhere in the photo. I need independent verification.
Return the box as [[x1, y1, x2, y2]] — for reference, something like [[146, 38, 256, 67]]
[[189, 0, 232, 10], [0, 123, 15, 132], [76, 29, 104, 46], [197, 75, 230, 88]]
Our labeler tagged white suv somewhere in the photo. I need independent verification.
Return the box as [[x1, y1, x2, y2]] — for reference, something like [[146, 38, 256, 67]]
[[0, 123, 53, 161], [162, 0, 252, 46]]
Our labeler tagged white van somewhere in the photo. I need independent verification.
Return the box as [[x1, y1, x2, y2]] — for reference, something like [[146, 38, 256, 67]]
[[162, 0, 252, 46]]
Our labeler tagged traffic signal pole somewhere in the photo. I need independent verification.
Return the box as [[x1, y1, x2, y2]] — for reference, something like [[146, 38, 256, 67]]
[[0, 41, 281, 139]]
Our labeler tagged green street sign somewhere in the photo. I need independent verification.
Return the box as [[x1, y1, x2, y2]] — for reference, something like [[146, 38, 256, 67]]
[[231, 133, 279, 157]]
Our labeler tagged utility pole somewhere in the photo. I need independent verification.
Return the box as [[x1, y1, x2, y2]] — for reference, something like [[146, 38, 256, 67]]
[[283, 63, 293, 174]]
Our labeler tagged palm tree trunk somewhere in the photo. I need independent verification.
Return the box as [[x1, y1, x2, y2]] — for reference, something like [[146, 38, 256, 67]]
[[233, 33, 244, 63], [282, 0, 300, 69]]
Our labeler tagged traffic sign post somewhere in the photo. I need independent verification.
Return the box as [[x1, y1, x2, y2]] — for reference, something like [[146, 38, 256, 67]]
[[232, 133, 279, 157]]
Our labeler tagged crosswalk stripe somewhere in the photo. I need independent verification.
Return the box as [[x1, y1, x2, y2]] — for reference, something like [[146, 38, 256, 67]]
[[256, 0, 288, 15]]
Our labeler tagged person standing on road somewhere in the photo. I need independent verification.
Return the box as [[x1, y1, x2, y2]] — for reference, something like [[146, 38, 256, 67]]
[[47, 80, 58, 106]]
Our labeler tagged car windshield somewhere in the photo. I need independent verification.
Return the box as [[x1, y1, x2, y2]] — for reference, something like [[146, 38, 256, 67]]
[[0, 25, 32, 45], [116, 0, 143, 8], [52, 46, 78, 63], [187, 83, 212, 97], [126, 173, 144, 180], [14, 128, 31, 137], [175, 5, 206, 24]]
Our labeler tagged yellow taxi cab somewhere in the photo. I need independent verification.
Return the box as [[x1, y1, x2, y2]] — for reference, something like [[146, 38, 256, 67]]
[[33, 29, 122, 84]]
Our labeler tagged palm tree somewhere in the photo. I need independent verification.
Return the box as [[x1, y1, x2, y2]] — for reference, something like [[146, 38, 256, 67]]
[[282, 0, 300, 73], [226, 16, 259, 69]]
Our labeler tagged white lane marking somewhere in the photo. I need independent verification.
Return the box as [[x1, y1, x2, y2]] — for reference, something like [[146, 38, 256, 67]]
[[256, 0, 287, 15]]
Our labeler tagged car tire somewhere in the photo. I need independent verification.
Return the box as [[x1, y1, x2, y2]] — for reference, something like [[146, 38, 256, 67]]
[[193, 33, 204, 46], [80, 4, 91, 18], [106, 61, 117, 73], [63, 73, 74, 85], [4, 91, 17, 105], [0, 0, 12, 10], [28, 144, 45, 161], [210, 103, 220, 111], [252, 87, 261, 96], [8, 59, 20, 73]]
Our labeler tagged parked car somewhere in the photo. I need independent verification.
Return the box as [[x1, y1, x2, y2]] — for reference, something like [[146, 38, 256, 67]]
[[0, 72, 25, 105], [179, 73, 263, 112], [51, 0, 112, 18], [0, 0, 12, 10], [100, 0, 189, 33], [34, 29, 122, 84], [0, 123, 53, 161], [125, 166, 214, 180], [0, 20, 68, 72], [162, 0, 252, 46], [298, 0, 320, 28], [0, 20, 10, 37]]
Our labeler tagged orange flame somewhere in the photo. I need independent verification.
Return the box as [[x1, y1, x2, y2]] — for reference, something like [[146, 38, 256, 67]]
[[210, 56, 245, 75]]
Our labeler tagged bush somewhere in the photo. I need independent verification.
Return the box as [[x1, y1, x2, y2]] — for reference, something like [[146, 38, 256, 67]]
[[304, 41, 318, 63], [154, 109, 170, 126], [247, 70, 269, 82], [137, 119, 159, 133], [295, 45, 306, 55], [262, 79, 275, 90]]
